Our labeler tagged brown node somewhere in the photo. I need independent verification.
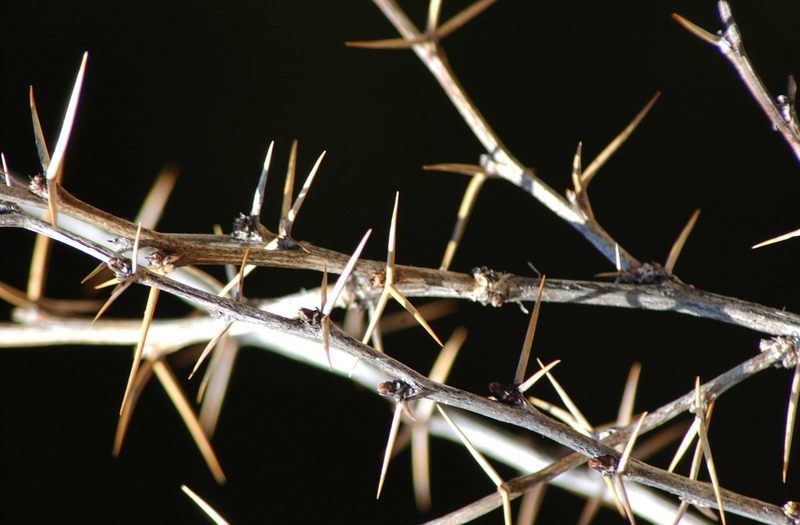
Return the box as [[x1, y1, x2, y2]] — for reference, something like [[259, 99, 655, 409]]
[[377, 380, 417, 403], [487, 381, 525, 407], [587, 454, 618, 476], [471, 266, 513, 307]]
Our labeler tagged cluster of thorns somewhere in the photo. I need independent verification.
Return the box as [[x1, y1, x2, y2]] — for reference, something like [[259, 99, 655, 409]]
[[4, 1, 800, 524]]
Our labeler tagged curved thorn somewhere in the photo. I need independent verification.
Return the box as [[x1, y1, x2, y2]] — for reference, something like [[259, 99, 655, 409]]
[[514, 275, 546, 385], [665, 208, 701, 274]]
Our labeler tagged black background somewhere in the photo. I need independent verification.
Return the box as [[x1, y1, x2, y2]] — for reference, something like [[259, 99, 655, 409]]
[[2, 1, 800, 523]]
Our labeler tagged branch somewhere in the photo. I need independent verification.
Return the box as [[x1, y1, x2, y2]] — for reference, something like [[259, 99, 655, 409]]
[[674, 1, 800, 164], [365, 0, 640, 270]]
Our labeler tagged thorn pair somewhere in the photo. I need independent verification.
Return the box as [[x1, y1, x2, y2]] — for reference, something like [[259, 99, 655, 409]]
[[114, 352, 226, 484], [362, 193, 443, 348], [567, 93, 661, 223], [597, 209, 701, 281], [299, 230, 372, 369], [346, 0, 496, 50], [667, 378, 726, 525], [374, 328, 467, 510]]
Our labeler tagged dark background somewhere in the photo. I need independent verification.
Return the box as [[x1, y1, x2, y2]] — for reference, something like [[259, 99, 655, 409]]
[[1, 1, 800, 523]]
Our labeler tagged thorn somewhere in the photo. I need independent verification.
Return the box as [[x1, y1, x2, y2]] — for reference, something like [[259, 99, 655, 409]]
[[436, 0, 497, 40], [135, 166, 178, 228], [131, 223, 143, 274], [197, 337, 239, 436], [321, 265, 329, 312], [181, 485, 230, 525], [387, 191, 399, 280], [581, 92, 661, 187], [191, 249, 250, 378], [437, 405, 512, 525], [94, 277, 122, 290], [665, 209, 701, 274], [190, 322, 233, 380], [423, 163, 486, 176], [671, 437, 704, 525], [45, 51, 89, 228], [387, 286, 444, 347], [752, 227, 800, 249], [80, 262, 107, 285], [251, 140, 275, 221], [694, 377, 726, 525], [618, 412, 647, 474], [322, 229, 372, 317], [516, 485, 546, 525], [527, 396, 582, 430], [377, 402, 405, 499], [379, 300, 457, 335], [517, 359, 560, 395], [614, 243, 622, 273], [536, 358, 593, 434], [410, 328, 467, 511], [361, 287, 391, 346], [153, 360, 226, 484], [783, 361, 800, 482], [411, 422, 431, 511], [514, 276, 546, 385], [426, 0, 443, 34], [613, 476, 636, 525], [119, 287, 160, 415], [440, 171, 488, 271], [1, 153, 10, 186], [345, 36, 427, 50], [668, 417, 701, 473], [280, 140, 299, 231], [280, 150, 326, 240], [112, 359, 154, 456], [92, 280, 132, 323], [29, 85, 51, 171], [617, 363, 642, 427], [672, 13, 721, 46]]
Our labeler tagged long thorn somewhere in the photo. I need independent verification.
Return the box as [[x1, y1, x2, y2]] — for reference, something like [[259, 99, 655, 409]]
[[426, 0, 443, 34], [377, 402, 405, 499], [617, 363, 641, 427], [92, 280, 132, 323], [436, 0, 497, 40], [29, 86, 51, 170], [361, 287, 391, 346], [190, 322, 233, 380], [112, 359, 154, 456], [387, 285, 443, 347], [153, 360, 226, 484], [181, 485, 230, 525], [440, 172, 487, 271], [672, 13, 721, 46], [753, 227, 800, 249], [120, 287, 160, 415], [665, 209, 701, 274], [282, 150, 326, 239], [437, 405, 511, 525], [386, 191, 399, 281], [280, 140, 298, 231], [695, 378, 726, 525], [1, 153, 10, 186], [323, 229, 372, 317], [45, 51, 89, 228], [536, 358, 593, 433], [251, 140, 275, 221], [517, 359, 560, 395], [582, 92, 661, 187], [135, 166, 178, 228], [783, 361, 800, 482], [514, 276, 546, 385]]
